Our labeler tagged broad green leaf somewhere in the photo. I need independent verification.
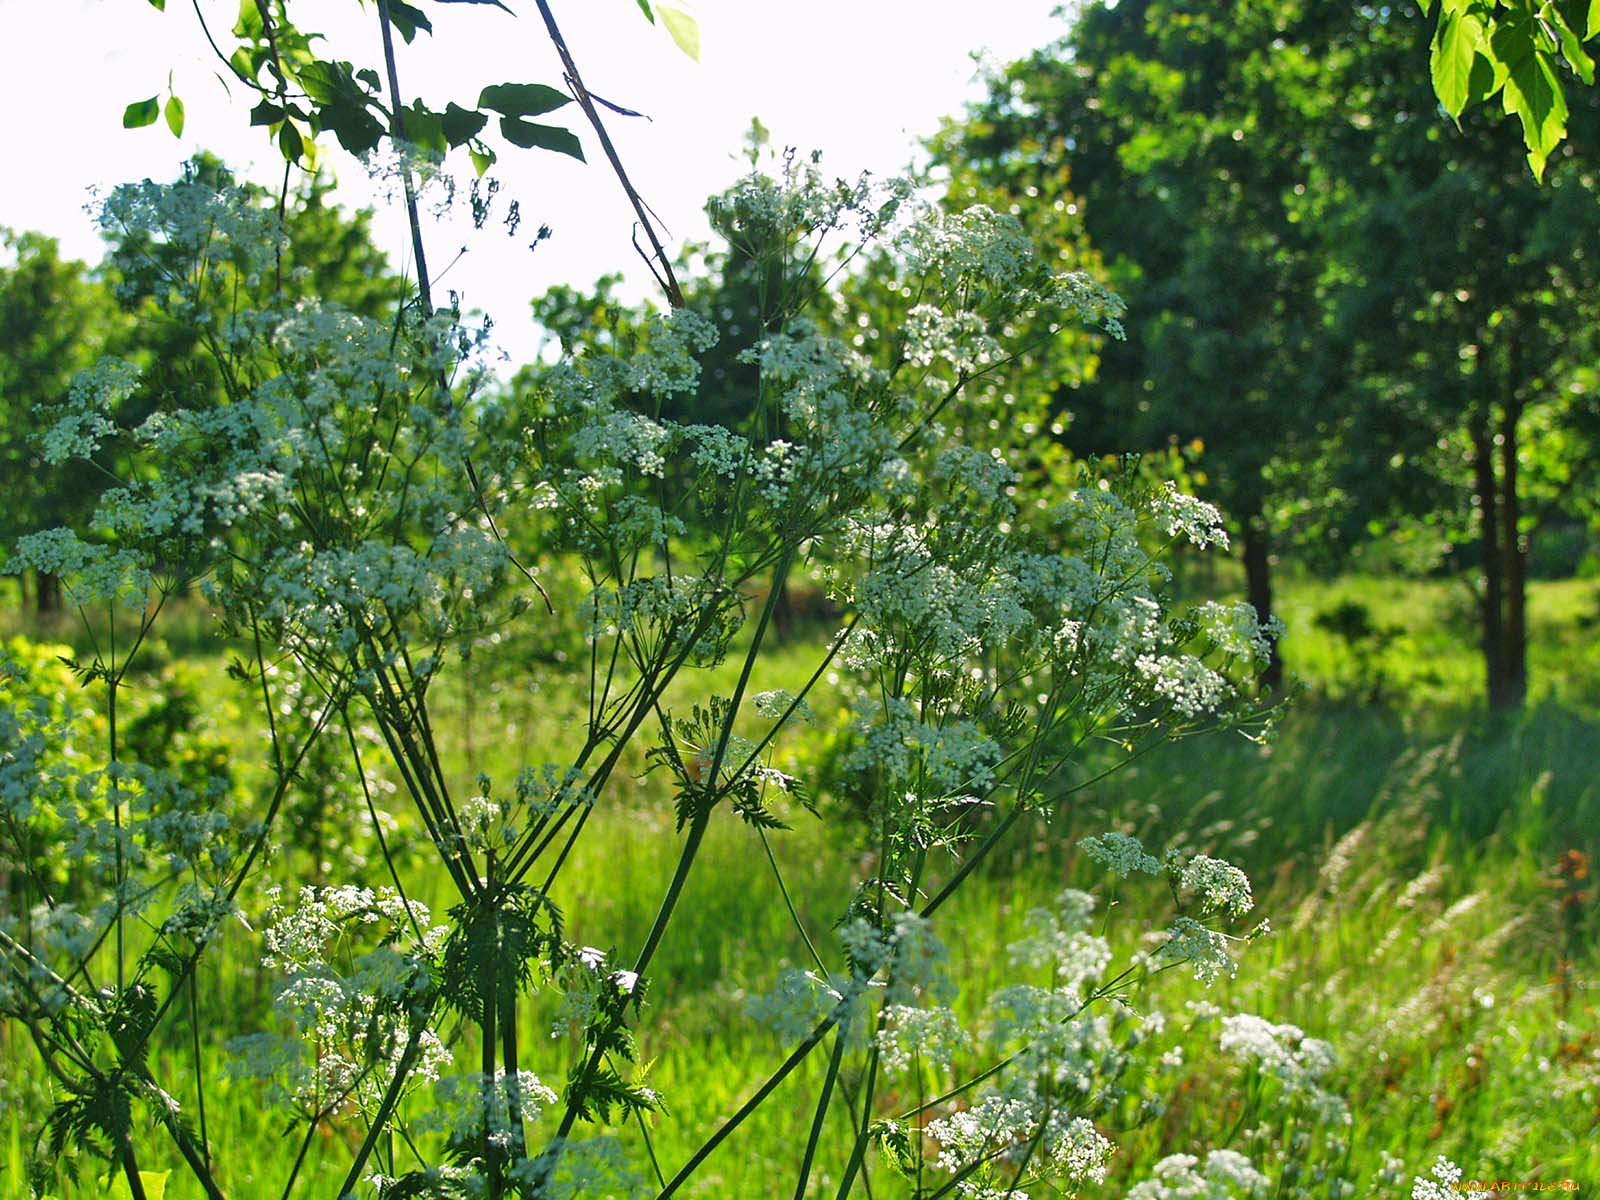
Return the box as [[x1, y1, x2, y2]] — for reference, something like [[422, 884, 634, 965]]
[[228, 45, 261, 85], [250, 99, 286, 126], [321, 99, 386, 154], [1493, 14, 1569, 179], [387, 0, 433, 42], [1433, 9, 1489, 116], [298, 59, 348, 106], [1589, 0, 1600, 39], [146, 0, 165, 9], [278, 119, 305, 162], [478, 82, 572, 117], [469, 143, 497, 177], [122, 96, 160, 128], [1541, 0, 1595, 82], [164, 94, 185, 137], [401, 101, 446, 154], [442, 102, 489, 147], [499, 115, 585, 160], [109, 1172, 168, 1200], [658, 5, 700, 61], [234, 0, 263, 39], [635, 0, 655, 21]]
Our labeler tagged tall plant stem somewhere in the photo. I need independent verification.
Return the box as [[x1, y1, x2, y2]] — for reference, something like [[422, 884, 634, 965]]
[[545, 806, 711, 1156], [792, 1029, 845, 1200], [337, 1018, 431, 1199], [108, 614, 124, 993], [119, 1142, 150, 1200], [655, 1010, 840, 1199], [531, 0, 684, 307], [482, 851, 502, 1200], [374, 0, 435, 319]]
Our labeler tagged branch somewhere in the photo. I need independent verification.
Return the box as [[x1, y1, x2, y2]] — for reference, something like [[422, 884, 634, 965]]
[[531, 0, 685, 307]]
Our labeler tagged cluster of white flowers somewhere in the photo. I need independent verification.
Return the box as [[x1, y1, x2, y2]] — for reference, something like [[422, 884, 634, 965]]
[[36, 357, 141, 464], [876, 1002, 968, 1073], [903, 304, 1001, 372], [1158, 917, 1239, 985], [232, 885, 449, 1114], [1150, 481, 1230, 549], [1410, 1156, 1463, 1200], [842, 698, 1003, 794], [1175, 854, 1256, 917], [1127, 1150, 1271, 1199], [414, 1070, 559, 1149], [1080, 831, 1164, 877], [506, 1135, 643, 1200], [1005, 889, 1112, 1001], [925, 1095, 1111, 1193], [1219, 1014, 1347, 1120], [11, 528, 153, 605], [745, 964, 851, 1043], [751, 688, 815, 724]]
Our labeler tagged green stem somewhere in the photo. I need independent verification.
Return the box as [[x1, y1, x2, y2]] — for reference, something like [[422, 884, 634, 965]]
[[791, 1029, 845, 1200], [655, 1008, 840, 1199], [336, 1018, 430, 1200]]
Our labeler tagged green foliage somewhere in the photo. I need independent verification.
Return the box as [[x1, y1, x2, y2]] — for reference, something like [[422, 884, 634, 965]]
[[937, 0, 1600, 708], [0, 232, 121, 602], [1423, 0, 1600, 175], [126, 0, 620, 173]]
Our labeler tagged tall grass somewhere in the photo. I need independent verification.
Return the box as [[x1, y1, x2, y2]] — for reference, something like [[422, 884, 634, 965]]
[[3, 574, 1596, 1197]]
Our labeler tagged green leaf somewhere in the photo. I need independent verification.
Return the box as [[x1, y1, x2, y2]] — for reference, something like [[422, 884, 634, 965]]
[[469, 143, 497, 177], [442, 102, 489, 147], [1492, 14, 1569, 179], [249, 99, 285, 126], [109, 1172, 168, 1200], [401, 101, 446, 154], [1432, 9, 1490, 117], [657, 5, 700, 61], [635, 0, 655, 21], [1589, 0, 1600, 39], [387, 0, 433, 42], [163, 94, 185, 137], [146, 0, 165, 9], [278, 119, 305, 162], [1542, 0, 1595, 83], [233, 0, 263, 39], [122, 97, 160, 128], [499, 115, 584, 160], [478, 82, 572, 117]]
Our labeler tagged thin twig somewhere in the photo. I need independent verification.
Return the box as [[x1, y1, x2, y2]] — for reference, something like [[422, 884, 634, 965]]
[[531, 0, 685, 307]]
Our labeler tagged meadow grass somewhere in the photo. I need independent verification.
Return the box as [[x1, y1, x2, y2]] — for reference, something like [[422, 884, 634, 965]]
[[3, 574, 1597, 1197]]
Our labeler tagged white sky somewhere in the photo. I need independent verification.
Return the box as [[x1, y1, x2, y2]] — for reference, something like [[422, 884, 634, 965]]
[[0, 0, 1069, 363]]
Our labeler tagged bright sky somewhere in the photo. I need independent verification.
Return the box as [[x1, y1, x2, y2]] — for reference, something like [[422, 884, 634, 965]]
[[0, 0, 1069, 363]]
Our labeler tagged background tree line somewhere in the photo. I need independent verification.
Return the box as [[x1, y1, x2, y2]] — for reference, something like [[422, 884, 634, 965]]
[[6, 0, 1600, 713]]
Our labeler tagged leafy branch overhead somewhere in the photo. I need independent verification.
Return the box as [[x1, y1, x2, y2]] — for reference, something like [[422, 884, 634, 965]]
[[123, 0, 697, 172], [1423, 0, 1598, 177]]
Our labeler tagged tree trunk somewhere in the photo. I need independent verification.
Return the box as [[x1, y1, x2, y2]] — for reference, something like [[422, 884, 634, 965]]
[[1471, 416, 1514, 711], [34, 570, 62, 614], [1241, 515, 1283, 691], [1497, 393, 1528, 709]]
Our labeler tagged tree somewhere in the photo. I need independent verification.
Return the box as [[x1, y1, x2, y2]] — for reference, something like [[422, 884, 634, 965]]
[[1422, 0, 1599, 176], [936, 0, 1600, 708], [0, 232, 121, 611], [931, 0, 1365, 688], [1317, 2, 1600, 709]]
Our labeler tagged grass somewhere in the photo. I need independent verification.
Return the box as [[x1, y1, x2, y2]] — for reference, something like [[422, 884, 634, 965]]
[[2, 572, 1597, 1197]]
